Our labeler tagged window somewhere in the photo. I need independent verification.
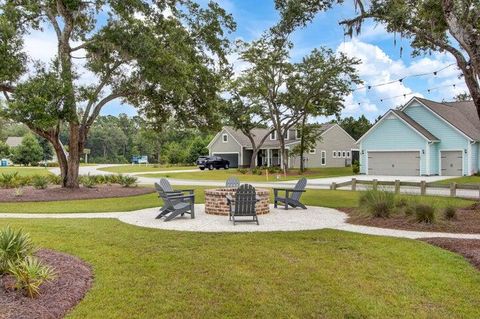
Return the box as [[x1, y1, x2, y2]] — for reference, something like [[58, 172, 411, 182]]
[[333, 151, 337, 158], [342, 151, 346, 158], [295, 129, 301, 139], [321, 151, 326, 165], [347, 151, 351, 158], [270, 131, 276, 140], [283, 130, 289, 140], [222, 134, 228, 143], [309, 148, 316, 154]]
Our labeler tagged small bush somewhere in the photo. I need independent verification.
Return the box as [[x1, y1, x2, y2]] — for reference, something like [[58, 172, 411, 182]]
[[119, 175, 138, 188], [415, 204, 436, 224], [106, 174, 123, 184], [8, 256, 56, 298], [395, 197, 409, 208], [267, 166, 281, 174], [443, 206, 457, 220], [0, 227, 34, 274], [352, 160, 360, 174], [237, 168, 248, 175], [80, 175, 97, 188], [0, 172, 20, 189], [48, 174, 63, 185], [359, 190, 395, 218], [31, 175, 49, 190], [251, 168, 262, 175]]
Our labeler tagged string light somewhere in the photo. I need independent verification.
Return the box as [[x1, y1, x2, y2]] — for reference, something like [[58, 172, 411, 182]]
[[346, 82, 464, 110], [354, 63, 457, 92]]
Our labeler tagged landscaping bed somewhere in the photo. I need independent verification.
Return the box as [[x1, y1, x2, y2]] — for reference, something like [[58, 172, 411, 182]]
[[422, 238, 480, 271], [0, 185, 154, 202], [344, 192, 480, 233], [0, 248, 93, 319]]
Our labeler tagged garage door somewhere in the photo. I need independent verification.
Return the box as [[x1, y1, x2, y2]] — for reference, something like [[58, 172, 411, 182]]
[[441, 151, 463, 176], [368, 151, 420, 176], [213, 153, 239, 168]]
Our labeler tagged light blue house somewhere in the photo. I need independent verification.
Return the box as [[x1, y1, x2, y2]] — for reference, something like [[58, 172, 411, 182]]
[[357, 97, 480, 176]]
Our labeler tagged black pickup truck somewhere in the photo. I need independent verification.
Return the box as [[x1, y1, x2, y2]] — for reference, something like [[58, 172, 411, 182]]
[[196, 156, 230, 170]]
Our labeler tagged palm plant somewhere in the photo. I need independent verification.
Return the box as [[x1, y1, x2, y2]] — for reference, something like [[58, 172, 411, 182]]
[[0, 226, 34, 273], [8, 256, 56, 298]]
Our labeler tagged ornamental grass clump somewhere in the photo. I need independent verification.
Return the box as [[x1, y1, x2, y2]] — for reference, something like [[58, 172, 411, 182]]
[[31, 175, 49, 190], [119, 175, 138, 188], [0, 172, 20, 189], [443, 206, 457, 220], [415, 203, 436, 224], [80, 174, 97, 188], [359, 190, 395, 218], [8, 256, 56, 298], [0, 227, 34, 274]]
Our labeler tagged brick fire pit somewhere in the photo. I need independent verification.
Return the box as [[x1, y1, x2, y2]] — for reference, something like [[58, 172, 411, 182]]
[[204, 188, 270, 216]]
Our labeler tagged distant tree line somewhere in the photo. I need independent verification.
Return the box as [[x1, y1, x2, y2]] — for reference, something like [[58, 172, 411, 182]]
[[0, 115, 213, 165]]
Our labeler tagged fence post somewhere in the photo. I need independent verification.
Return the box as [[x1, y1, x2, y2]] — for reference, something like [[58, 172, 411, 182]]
[[450, 182, 457, 197], [395, 180, 400, 194], [331, 182, 337, 190], [372, 179, 378, 191], [351, 178, 357, 191], [420, 180, 426, 196]]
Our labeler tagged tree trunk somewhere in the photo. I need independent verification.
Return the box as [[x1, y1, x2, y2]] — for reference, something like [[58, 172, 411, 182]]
[[64, 124, 83, 188], [50, 138, 68, 187], [299, 116, 307, 173], [250, 148, 259, 170]]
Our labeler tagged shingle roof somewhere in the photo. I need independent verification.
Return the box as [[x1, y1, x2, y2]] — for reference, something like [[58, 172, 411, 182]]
[[5, 136, 23, 147], [415, 97, 480, 141], [391, 110, 439, 141], [223, 123, 335, 149]]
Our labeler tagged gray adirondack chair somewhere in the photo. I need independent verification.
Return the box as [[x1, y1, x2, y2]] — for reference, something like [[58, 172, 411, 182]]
[[226, 184, 259, 225], [155, 179, 195, 221], [273, 177, 307, 210], [225, 177, 240, 188]]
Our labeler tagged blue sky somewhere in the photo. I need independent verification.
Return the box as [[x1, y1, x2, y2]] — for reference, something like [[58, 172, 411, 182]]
[[23, 0, 467, 121]]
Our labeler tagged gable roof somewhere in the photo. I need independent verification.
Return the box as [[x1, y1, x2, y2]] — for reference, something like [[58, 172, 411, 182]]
[[408, 97, 480, 141], [213, 123, 336, 149], [357, 109, 439, 144], [391, 110, 439, 141], [5, 136, 23, 147]]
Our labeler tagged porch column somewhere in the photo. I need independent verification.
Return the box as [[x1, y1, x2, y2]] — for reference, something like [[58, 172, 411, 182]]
[[280, 149, 283, 168], [266, 149, 270, 167]]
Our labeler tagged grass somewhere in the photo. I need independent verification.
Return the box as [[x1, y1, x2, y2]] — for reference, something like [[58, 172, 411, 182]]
[[0, 187, 472, 214], [436, 175, 480, 185], [0, 167, 53, 177], [0, 219, 479, 318], [99, 164, 195, 174], [139, 167, 353, 181]]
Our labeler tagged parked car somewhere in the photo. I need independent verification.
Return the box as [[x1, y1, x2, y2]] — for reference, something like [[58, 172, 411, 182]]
[[197, 156, 230, 170]]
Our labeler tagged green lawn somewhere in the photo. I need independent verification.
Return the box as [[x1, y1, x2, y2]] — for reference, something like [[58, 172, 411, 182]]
[[99, 164, 195, 174], [0, 219, 479, 318], [0, 187, 472, 214], [436, 175, 480, 185], [0, 166, 53, 177], [139, 167, 353, 182]]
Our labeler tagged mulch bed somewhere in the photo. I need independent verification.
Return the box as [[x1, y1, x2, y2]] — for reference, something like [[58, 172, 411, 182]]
[[343, 203, 480, 234], [0, 185, 155, 202], [0, 249, 93, 319], [421, 238, 480, 271]]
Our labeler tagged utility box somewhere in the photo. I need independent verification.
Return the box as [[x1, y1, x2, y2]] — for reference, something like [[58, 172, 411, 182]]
[[0, 159, 9, 167]]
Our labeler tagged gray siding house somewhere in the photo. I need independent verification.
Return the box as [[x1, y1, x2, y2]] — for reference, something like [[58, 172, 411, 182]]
[[207, 124, 357, 168]]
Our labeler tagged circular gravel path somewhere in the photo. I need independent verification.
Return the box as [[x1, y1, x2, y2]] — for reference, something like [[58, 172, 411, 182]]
[[2, 205, 480, 239]]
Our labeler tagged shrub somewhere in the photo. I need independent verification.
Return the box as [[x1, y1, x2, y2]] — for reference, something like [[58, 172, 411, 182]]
[[48, 174, 63, 185], [352, 160, 360, 174], [443, 206, 457, 220], [267, 166, 281, 174], [359, 190, 395, 218], [0, 227, 34, 274], [415, 204, 436, 224], [106, 174, 123, 184], [8, 256, 55, 298], [251, 168, 262, 175], [119, 175, 138, 187], [80, 175, 97, 188], [395, 197, 409, 208], [31, 175, 49, 189], [237, 168, 248, 175], [0, 172, 20, 189]]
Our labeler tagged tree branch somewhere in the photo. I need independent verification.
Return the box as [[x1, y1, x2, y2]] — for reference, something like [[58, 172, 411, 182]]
[[81, 61, 124, 124], [85, 92, 127, 128]]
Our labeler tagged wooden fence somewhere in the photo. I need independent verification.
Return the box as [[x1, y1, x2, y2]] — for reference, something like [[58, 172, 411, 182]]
[[329, 178, 480, 198]]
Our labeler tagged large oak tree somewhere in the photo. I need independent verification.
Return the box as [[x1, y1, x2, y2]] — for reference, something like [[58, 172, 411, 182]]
[[0, 0, 234, 187]]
